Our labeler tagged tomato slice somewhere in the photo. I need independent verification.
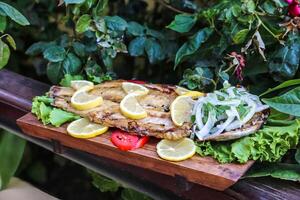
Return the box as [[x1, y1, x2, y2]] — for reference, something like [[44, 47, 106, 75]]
[[111, 129, 149, 151], [127, 80, 146, 84]]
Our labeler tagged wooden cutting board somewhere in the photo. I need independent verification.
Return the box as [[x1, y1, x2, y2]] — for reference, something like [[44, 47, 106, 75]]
[[17, 113, 254, 191]]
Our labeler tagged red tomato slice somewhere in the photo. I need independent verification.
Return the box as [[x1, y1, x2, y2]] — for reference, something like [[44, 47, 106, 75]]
[[111, 129, 149, 151], [127, 80, 146, 84]]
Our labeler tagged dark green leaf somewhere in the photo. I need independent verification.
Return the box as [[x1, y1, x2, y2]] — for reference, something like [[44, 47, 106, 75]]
[[0, 15, 6, 32], [72, 42, 86, 57], [232, 29, 249, 44], [59, 74, 84, 87], [167, 14, 197, 33], [0, 2, 29, 26], [63, 53, 82, 75], [101, 49, 113, 69], [76, 14, 91, 33], [88, 170, 120, 193], [175, 28, 213, 68], [245, 163, 300, 181], [128, 36, 146, 57], [121, 188, 152, 200], [43, 45, 66, 62], [295, 147, 300, 164], [269, 35, 300, 81], [260, 79, 300, 97], [0, 40, 10, 69], [94, 17, 106, 33], [104, 16, 127, 32], [127, 22, 145, 36], [93, 0, 108, 15], [5, 34, 16, 50], [25, 41, 56, 56], [0, 131, 26, 189], [46, 62, 64, 84], [262, 86, 300, 117], [145, 38, 164, 64]]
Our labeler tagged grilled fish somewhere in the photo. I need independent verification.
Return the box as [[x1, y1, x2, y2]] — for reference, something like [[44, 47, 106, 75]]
[[49, 80, 192, 140]]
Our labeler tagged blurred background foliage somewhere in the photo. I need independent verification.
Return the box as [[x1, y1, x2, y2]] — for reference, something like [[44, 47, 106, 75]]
[[1, 0, 300, 199]]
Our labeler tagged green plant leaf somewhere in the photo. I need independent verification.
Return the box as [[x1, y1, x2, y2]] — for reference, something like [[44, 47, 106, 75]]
[[0, 15, 6, 32], [262, 86, 300, 117], [0, 2, 29, 26], [5, 34, 16, 50], [121, 188, 152, 200], [46, 62, 64, 84], [64, 0, 85, 5], [175, 28, 213, 68], [0, 131, 26, 190], [59, 74, 84, 87], [232, 29, 249, 44], [93, 0, 108, 15], [94, 17, 106, 33], [128, 36, 146, 57], [260, 79, 300, 97], [295, 147, 300, 164], [104, 16, 127, 32], [269, 34, 300, 81], [49, 108, 80, 127], [127, 21, 145, 36], [0, 40, 10, 69], [145, 38, 164, 64], [76, 14, 91, 33], [245, 163, 300, 181], [25, 41, 56, 56], [72, 42, 86, 57], [167, 14, 197, 33], [88, 170, 121, 193], [43, 45, 66, 62], [62, 53, 82, 75]]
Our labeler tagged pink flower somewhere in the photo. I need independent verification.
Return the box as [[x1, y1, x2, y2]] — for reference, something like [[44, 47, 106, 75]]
[[285, 0, 294, 5], [289, 3, 300, 17], [229, 52, 246, 81]]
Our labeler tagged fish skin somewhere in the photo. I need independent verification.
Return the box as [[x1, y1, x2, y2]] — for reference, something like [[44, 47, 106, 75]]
[[49, 80, 191, 140]]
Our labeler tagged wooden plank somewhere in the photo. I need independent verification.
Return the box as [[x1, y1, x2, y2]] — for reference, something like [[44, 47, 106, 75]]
[[17, 113, 254, 191]]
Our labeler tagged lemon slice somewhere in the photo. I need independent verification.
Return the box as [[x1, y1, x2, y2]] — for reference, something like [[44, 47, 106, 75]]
[[157, 138, 196, 161], [120, 93, 147, 119], [71, 90, 103, 110], [175, 86, 190, 95], [71, 80, 94, 91], [122, 82, 149, 95], [67, 118, 108, 138], [182, 91, 204, 99], [171, 96, 193, 126]]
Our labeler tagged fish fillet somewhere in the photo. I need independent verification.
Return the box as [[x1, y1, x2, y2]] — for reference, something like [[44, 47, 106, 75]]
[[49, 80, 191, 140]]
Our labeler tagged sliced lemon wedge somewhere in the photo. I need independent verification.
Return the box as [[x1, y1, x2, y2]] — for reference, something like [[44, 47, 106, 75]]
[[170, 96, 193, 126], [71, 80, 94, 91], [67, 118, 108, 138], [120, 93, 147, 119], [182, 91, 204, 99], [175, 86, 190, 95], [122, 82, 149, 95], [71, 90, 103, 110], [156, 138, 196, 161]]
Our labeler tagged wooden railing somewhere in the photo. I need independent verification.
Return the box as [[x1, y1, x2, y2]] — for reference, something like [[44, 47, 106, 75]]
[[1, 69, 300, 200]]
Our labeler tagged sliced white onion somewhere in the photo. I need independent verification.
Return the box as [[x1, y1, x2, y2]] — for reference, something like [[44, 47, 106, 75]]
[[195, 110, 216, 140], [255, 105, 269, 112]]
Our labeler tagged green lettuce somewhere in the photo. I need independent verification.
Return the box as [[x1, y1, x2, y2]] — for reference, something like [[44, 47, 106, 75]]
[[31, 95, 80, 127], [196, 120, 300, 163]]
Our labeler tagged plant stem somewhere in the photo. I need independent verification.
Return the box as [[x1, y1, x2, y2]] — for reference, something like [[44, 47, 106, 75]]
[[155, 0, 192, 14], [254, 13, 280, 41]]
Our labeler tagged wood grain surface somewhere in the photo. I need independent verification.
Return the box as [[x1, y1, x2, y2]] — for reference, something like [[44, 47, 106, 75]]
[[17, 113, 254, 191]]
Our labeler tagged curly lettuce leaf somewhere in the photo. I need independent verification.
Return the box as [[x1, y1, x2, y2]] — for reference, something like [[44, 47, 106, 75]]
[[31, 95, 79, 127], [196, 120, 300, 163]]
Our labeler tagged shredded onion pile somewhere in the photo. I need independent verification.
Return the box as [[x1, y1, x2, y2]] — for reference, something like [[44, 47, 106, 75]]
[[191, 82, 269, 140]]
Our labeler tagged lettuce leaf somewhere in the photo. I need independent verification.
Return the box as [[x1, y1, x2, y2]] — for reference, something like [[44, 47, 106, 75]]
[[196, 120, 300, 163], [31, 95, 79, 127]]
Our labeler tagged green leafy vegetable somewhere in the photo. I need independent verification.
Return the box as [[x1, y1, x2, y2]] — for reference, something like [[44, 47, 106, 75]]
[[31, 95, 79, 127], [263, 86, 300, 117], [196, 120, 300, 163], [59, 74, 84, 87]]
